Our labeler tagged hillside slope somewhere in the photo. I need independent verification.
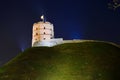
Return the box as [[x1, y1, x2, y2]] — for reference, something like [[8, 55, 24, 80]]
[[0, 42, 120, 80]]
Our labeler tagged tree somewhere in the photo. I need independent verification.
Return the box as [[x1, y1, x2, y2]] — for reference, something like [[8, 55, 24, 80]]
[[108, 0, 120, 10]]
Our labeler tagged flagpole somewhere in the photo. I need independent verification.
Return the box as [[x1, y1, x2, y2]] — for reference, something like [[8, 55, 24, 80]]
[[41, 15, 45, 23]]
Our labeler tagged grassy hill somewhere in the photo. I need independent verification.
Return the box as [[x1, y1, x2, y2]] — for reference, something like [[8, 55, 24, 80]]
[[0, 42, 120, 80]]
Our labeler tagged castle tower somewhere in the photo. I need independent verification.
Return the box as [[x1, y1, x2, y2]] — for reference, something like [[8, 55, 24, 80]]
[[32, 16, 63, 47]]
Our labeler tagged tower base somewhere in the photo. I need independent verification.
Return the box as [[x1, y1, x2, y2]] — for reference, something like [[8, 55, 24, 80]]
[[32, 38, 63, 47]]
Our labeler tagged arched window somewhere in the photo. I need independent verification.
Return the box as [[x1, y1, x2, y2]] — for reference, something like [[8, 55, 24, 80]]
[[44, 27, 46, 29], [44, 38, 46, 40], [44, 32, 46, 34]]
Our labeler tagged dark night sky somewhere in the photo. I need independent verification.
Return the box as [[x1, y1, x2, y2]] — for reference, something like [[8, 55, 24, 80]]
[[0, 0, 120, 66]]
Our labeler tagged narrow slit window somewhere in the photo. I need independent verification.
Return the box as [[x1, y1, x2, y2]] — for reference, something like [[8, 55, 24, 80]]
[[36, 33, 38, 35]]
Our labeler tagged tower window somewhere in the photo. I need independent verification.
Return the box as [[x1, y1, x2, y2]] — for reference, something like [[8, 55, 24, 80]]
[[44, 27, 46, 29], [36, 33, 38, 35], [44, 32, 46, 34], [44, 38, 46, 40]]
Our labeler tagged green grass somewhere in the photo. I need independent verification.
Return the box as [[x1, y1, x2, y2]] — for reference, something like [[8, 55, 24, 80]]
[[0, 42, 120, 80]]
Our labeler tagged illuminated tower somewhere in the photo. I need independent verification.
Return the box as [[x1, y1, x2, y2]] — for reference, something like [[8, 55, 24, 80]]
[[32, 15, 63, 47]]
